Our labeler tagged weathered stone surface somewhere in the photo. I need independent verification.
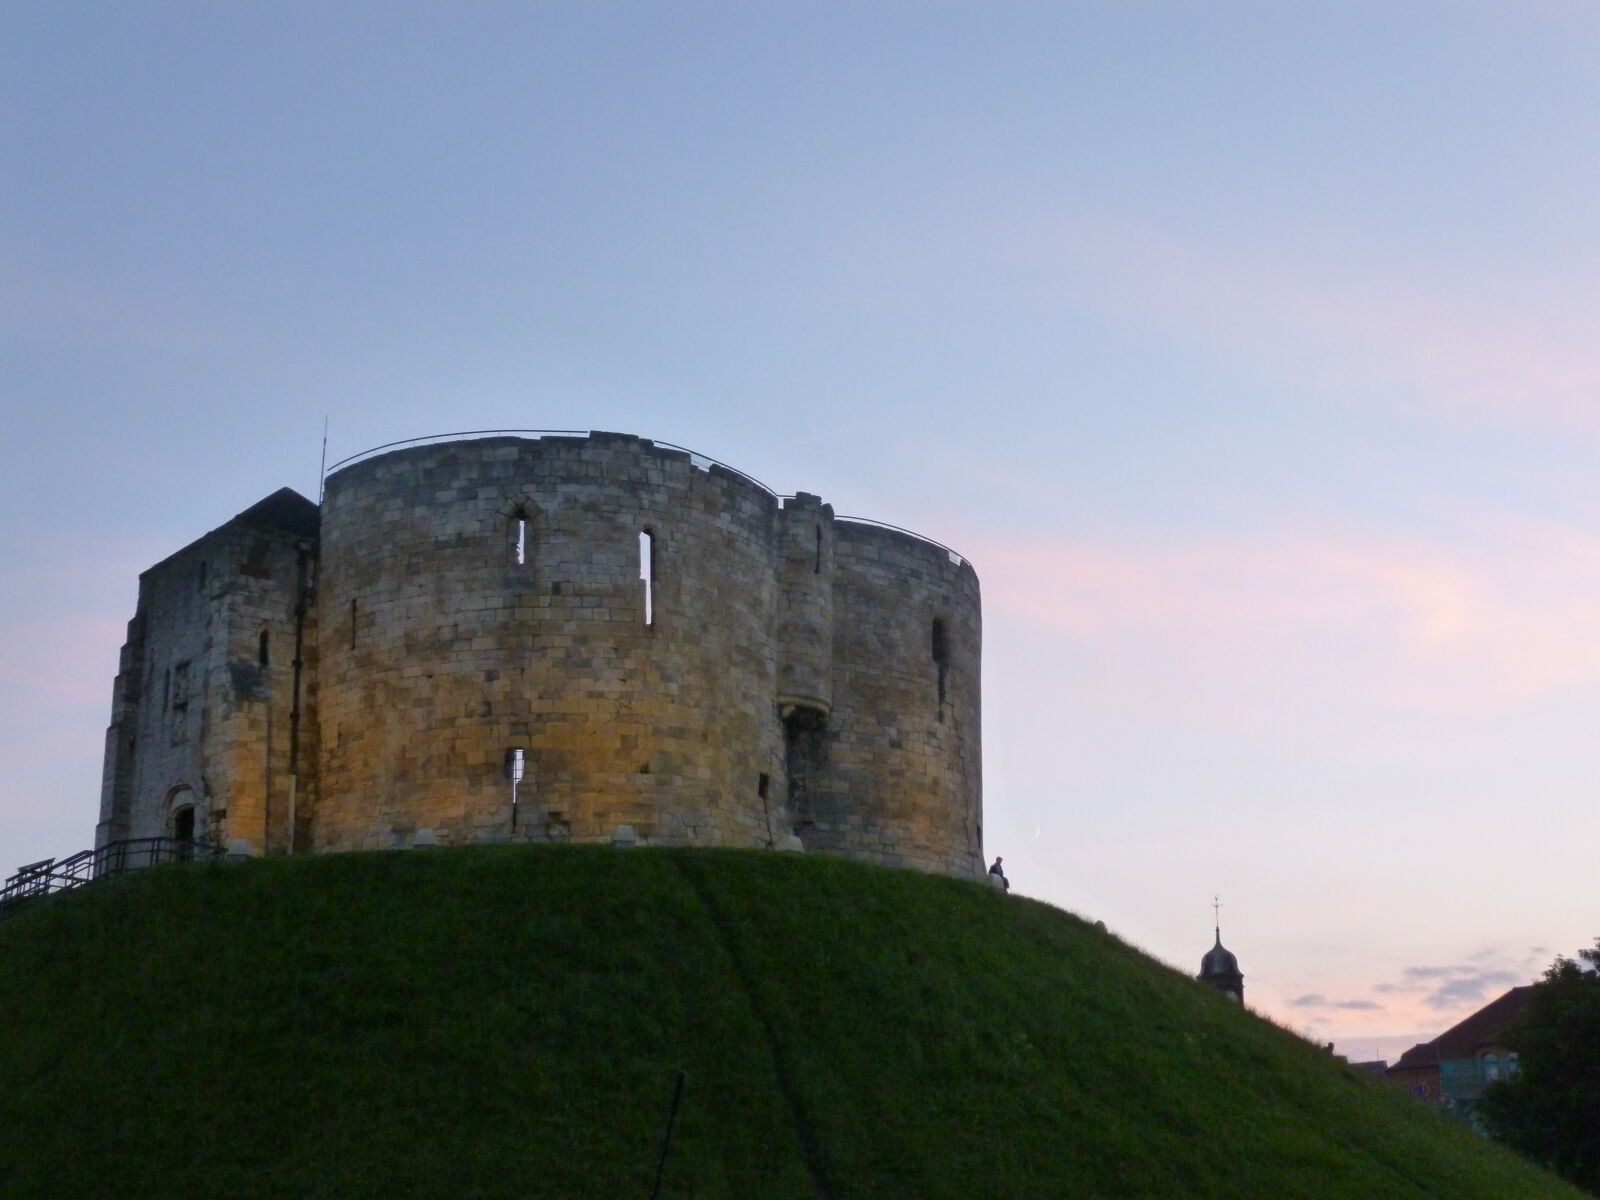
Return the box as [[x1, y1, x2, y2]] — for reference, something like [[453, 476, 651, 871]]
[[97, 489, 318, 858], [96, 434, 983, 880]]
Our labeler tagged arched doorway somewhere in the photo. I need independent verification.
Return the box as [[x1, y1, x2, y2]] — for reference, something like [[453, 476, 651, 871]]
[[166, 786, 198, 861]]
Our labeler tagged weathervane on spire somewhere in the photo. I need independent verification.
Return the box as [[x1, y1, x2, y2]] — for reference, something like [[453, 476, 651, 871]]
[[1213, 893, 1222, 938]]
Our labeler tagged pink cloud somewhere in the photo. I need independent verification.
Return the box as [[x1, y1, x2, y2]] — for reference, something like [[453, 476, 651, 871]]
[[0, 538, 167, 706], [986, 515, 1600, 721], [1000, 213, 1600, 432], [0, 535, 172, 862], [1255, 944, 1549, 1061]]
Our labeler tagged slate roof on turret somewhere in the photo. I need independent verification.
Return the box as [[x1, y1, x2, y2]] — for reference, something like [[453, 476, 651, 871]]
[[1200, 933, 1240, 977]]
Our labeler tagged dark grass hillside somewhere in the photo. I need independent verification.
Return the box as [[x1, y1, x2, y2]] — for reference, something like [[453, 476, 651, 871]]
[[0, 846, 1579, 1199]]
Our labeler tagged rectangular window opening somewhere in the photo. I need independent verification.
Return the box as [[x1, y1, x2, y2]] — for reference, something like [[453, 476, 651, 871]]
[[814, 525, 822, 574], [639, 530, 655, 627], [515, 516, 527, 566], [350, 598, 358, 650], [258, 630, 270, 667]]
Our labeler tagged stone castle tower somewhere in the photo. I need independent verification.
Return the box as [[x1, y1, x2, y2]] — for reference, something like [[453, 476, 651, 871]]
[[97, 433, 984, 878]]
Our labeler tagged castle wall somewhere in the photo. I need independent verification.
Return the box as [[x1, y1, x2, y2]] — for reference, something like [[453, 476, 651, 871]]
[[795, 522, 983, 878], [97, 495, 317, 855], [102, 540, 222, 848], [775, 493, 835, 716], [97, 613, 146, 847], [98, 433, 982, 880], [210, 528, 317, 855], [314, 434, 785, 852]]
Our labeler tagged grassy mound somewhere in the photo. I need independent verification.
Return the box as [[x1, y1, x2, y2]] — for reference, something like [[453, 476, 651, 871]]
[[0, 846, 1579, 1199]]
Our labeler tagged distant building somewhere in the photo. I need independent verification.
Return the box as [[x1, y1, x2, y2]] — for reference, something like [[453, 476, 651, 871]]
[[1387, 986, 1533, 1126], [1198, 919, 1244, 1004]]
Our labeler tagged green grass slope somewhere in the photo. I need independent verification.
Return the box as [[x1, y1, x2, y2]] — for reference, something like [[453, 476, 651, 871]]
[[0, 846, 1579, 1199]]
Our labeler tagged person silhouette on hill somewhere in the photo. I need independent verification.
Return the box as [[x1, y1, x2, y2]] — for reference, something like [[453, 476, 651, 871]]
[[989, 856, 1009, 891]]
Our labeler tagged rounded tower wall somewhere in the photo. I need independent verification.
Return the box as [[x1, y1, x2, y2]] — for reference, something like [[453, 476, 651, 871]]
[[315, 434, 783, 851], [774, 493, 835, 715], [795, 522, 983, 879]]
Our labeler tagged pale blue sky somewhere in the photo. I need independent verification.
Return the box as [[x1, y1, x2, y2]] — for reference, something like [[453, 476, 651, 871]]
[[5, 1, 1600, 1058]]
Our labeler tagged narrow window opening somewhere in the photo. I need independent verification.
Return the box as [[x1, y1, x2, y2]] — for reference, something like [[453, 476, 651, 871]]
[[350, 598, 358, 651], [258, 629, 270, 667], [814, 525, 822, 574], [931, 618, 949, 709], [513, 511, 528, 565], [639, 530, 655, 627], [197, 561, 207, 591], [758, 772, 773, 847]]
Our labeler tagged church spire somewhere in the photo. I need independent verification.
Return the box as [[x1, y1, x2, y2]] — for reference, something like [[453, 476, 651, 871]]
[[1199, 895, 1244, 1004]]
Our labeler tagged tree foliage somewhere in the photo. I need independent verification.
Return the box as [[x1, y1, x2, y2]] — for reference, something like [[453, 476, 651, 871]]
[[1479, 938, 1600, 1195]]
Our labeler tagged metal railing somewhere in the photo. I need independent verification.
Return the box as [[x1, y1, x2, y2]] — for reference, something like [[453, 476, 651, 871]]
[[0, 837, 222, 920], [321, 429, 970, 565], [324, 429, 589, 477], [322, 429, 783, 498], [832, 515, 968, 566]]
